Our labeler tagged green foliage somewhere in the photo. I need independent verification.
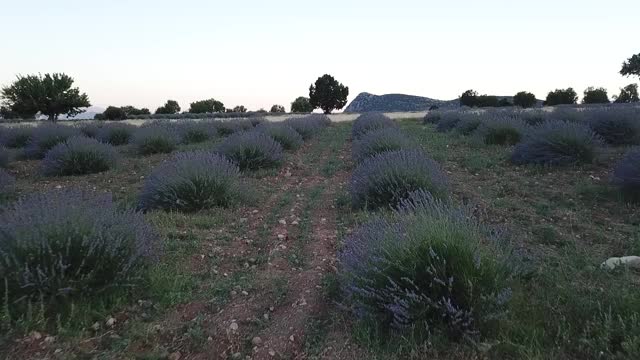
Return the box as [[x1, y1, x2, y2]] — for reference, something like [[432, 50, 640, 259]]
[[121, 105, 150, 116], [0, 73, 90, 121], [309, 74, 349, 114], [544, 88, 578, 106], [232, 105, 247, 113], [620, 53, 640, 79], [270, 104, 285, 113], [513, 91, 537, 108], [613, 83, 639, 103], [583, 87, 610, 104], [290, 96, 313, 113], [189, 98, 225, 113], [155, 100, 181, 114], [459, 89, 502, 108], [102, 106, 127, 120]]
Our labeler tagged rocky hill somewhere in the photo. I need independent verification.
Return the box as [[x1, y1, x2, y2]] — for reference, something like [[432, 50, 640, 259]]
[[344, 92, 458, 113]]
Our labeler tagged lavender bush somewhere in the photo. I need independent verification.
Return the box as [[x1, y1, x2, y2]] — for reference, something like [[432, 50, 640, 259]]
[[352, 127, 420, 163], [338, 190, 513, 341], [284, 116, 325, 140], [0, 146, 9, 168], [588, 108, 640, 145], [0, 126, 33, 148], [24, 124, 82, 159], [423, 111, 442, 125], [215, 119, 253, 136], [97, 123, 136, 146], [612, 148, 640, 197], [255, 123, 304, 150], [138, 151, 241, 212], [174, 120, 217, 144], [0, 168, 15, 195], [216, 131, 284, 171], [476, 117, 527, 145], [0, 189, 158, 310], [77, 122, 103, 138], [436, 112, 463, 132], [454, 116, 484, 135], [352, 113, 398, 139], [41, 136, 118, 176], [131, 124, 178, 155], [511, 121, 604, 166], [350, 149, 449, 209]]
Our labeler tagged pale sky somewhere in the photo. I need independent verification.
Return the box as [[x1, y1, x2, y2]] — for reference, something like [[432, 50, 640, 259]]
[[1, 0, 639, 112]]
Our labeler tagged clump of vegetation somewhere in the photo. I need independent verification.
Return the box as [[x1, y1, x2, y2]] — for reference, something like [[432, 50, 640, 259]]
[[476, 117, 527, 145], [309, 74, 349, 114], [174, 120, 218, 144], [436, 112, 463, 132], [423, 111, 442, 125], [97, 123, 136, 146], [255, 123, 304, 150], [339, 190, 513, 342], [41, 136, 118, 176], [352, 127, 419, 163], [77, 122, 103, 138], [0, 126, 33, 148], [544, 88, 578, 106], [24, 124, 82, 159], [520, 110, 548, 126], [352, 113, 398, 139], [612, 148, 640, 198], [284, 116, 327, 139], [349, 149, 449, 209], [0, 146, 9, 168], [454, 115, 484, 135], [588, 108, 640, 145], [138, 151, 241, 212], [511, 121, 604, 166], [215, 119, 253, 136], [0, 168, 14, 195], [131, 124, 178, 155], [216, 131, 284, 171], [513, 91, 537, 108], [0, 189, 158, 317]]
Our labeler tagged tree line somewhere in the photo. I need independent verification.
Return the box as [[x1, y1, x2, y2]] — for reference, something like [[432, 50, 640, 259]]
[[1, 53, 638, 121]]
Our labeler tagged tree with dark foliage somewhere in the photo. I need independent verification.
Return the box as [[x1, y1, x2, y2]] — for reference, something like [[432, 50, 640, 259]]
[[1, 73, 90, 121], [582, 87, 610, 104], [613, 83, 639, 103], [620, 53, 640, 80], [290, 96, 313, 113], [155, 100, 181, 114], [270, 105, 285, 113], [544, 88, 578, 106], [309, 74, 349, 114], [189, 99, 224, 113], [513, 91, 537, 108]]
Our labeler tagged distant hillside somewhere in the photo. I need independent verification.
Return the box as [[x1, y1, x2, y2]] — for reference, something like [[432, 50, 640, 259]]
[[344, 92, 543, 112], [344, 93, 458, 112]]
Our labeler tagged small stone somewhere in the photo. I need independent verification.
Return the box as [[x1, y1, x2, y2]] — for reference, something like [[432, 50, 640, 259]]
[[229, 322, 239, 331], [278, 219, 287, 225], [30, 331, 42, 340], [291, 221, 299, 225], [54, 349, 62, 354], [277, 234, 286, 240], [168, 352, 182, 360], [208, 336, 213, 341], [231, 290, 238, 296], [289, 335, 295, 342], [44, 336, 55, 344], [55, 185, 62, 189], [240, 218, 248, 223], [269, 306, 275, 312], [252, 210, 259, 214], [241, 291, 249, 296], [268, 349, 276, 356], [251, 336, 263, 346], [91, 322, 101, 331], [263, 313, 269, 320], [106, 317, 116, 327], [232, 353, 242, 359]]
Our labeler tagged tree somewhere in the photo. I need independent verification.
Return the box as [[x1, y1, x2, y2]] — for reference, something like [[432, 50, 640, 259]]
[[513, 91, 537, 108], [232, 105, 247, 113], [459, 90, 478, 107], [309, 74, 349, 114], [290, 96, 313, 113], [544, 88, 578, 106], [155, 100, 181, 114], [1, 73, 90, 121], [613, 83, 639, 103], [102, 106, 128, 120], [497, 98, 512, 107], [0, 106, 19, 120], [189, 98, 225, 113], [270, 104, 285, 113], [620, 53, 640, 80], [582, 87, 610, 104], [121, 105, 150, 116]]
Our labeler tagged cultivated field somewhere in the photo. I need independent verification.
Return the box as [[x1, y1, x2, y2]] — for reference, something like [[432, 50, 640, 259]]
[[0, 108, 639, 360]]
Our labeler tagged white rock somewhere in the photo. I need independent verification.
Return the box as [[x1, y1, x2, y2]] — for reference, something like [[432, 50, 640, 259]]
[[229, 322, 239, 331], [601, 256, 640, 270], [106, 317, 116, 327]]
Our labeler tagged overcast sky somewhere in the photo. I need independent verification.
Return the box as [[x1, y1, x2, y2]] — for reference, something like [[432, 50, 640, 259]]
[[1, 0, 638, 111]]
